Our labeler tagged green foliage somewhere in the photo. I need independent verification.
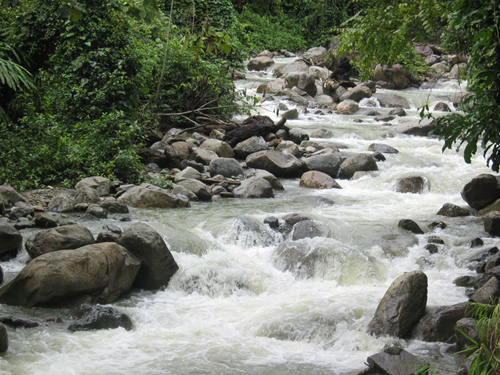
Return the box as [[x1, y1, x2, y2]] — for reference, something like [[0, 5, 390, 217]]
[[140, 173, 175, 189], [337, 0, 445, 80], [168, 0, 237, 33], [459, 303, 500, 375]]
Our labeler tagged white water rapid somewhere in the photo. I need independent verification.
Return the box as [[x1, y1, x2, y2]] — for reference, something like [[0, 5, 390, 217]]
[[0, 58, 495, 375]]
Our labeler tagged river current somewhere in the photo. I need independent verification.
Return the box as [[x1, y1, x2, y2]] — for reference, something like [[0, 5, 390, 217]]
[[0, 58, 495, 375]]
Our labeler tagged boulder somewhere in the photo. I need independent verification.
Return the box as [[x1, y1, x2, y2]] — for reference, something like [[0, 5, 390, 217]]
[[388, 108, 407, 116], [99, 198, 129, 214], [175, 166, 202, 181], [247, 56, 274, 71], [273, 240, 326, 279], [395, 117, 439, 136], [86, 205, 108, 219], [366, 347, 429, 375], [34, 213, 58, 228], [367, 270, 428, 338], [282, 108, 299, 120], [257, 78, 286, 95], [0, 324, 7, 353], [339, 85, 372, 102], [233, 177, 274, 199], [246, 150, 305, 178], [470, 277, 500, 304], [25, 224, 95, 259], [209, 158, 244, 178], [393, 176, 428, 194], [303, 152, 343, 178], [286, 72, 317, 97], [433, 102, 451, 112], [368, 143, 399, 154], [199, 139, 234, 158], [74, 186, 100, 205], [310, 129, 334, 139], [247, 169, 284, 190], [309, 66, 331, 80], [117, 184, 190, 209], [461, 174, 500, 210], [454, 318, 479, 351], [373, 93, 411, 109], [223, 116, 280, 148], [415, 45, 434, 57], [138, 148, 168, 168], [340, 154, 378, 179], [177, 179, 212, 201], [75, 176, 112, 197], [68, 304, 133, 331], [281, 88, 309, 106], [233, 136, 269, 159], [48, 191, 75, 213], [0, 224, 23, 259], [192, 147, 218, 165], [303, 47, 327, 65], [437, 203, 473, 217], [0, 243, 141, 307], [337, 99, 359, 115], [0, 186, 27, 209], [398, 219, 424, 234], [412, 302, 470, 342], [291, 220, 330, 240], [118, 223, 179, 290], [288, 128, 309, 144], [299, 171, 341, 189], [277, 60, 309, 75], [449, 63, 467, 79]]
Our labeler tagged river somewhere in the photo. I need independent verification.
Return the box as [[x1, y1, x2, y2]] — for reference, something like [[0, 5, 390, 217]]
[[0, 58, 494, 375]]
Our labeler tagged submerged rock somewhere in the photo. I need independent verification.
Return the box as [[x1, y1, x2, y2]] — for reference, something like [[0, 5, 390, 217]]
[[68, 304, 133, 331]]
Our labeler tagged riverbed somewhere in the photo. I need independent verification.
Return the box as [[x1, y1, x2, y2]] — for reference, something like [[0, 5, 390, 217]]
[[0, 58, 494, 375]]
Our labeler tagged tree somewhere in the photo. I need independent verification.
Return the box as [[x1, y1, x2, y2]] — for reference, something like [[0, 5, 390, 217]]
[[337, 0, 500, 171]]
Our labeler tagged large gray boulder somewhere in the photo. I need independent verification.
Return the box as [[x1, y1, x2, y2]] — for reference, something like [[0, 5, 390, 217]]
[[286, 72, 317, 97], [246, 150, 305, 178], [246, 169, 284, 190], [0, 224, 23, 259], [177, 179, 213, 201], [281, 88, 309, 106], [209, 158, 244, 178], [247, 56, 274, 71], [233, 177, 274, 198], [68, 304, 133, 332], [393, 176, 429, 194], [340, 154, 378, 179], [395, 117, 440, 136], [234, 136, 269, 159], [48, 191, 75, 213], [374, 93, 411, 108], [412, 302, 469, 342], [299, 171, 341, 189], [0, 186, 27, 209], [118, 223, 179, 290], [0, 243, 141, 307], [366, 347, 429, 375], [339, 85, 372, 102], [368, 143, 399, 154], [75, 176, 112, 197], [367, 270, 428, 338], [199, 139, 234, 158], [117, 184, 190, 209], [302, 47, 327, 65], [337, 99, 359, 115], [25, 224, 95, 259], [303, 152, 343, 178], [461, 174, 500, 210], [291, 220, 330, 240]]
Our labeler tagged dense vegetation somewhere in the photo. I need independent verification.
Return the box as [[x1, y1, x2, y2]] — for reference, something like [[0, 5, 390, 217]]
[[0, 0, 358, 190]]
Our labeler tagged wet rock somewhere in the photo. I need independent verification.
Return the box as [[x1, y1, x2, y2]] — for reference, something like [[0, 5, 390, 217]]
[[337, 99, 359, 115], [303, 152, 343, 178], [0, 324, 7, 353], [461, 174, 500, 210], [118, 223, 179, 290], [455, 318, 479, 351], [273, 240, 325, 279], [288, 128, 309, 145], [374, 93, 411, 109], [0, 243, 141, 307], [470, 238, 484, 248], [310, 129, 333, 138], [246, 169, 284, 190], [398, 219, 424, 234], [25, 224, 95, 259], [74, 186, 100, 206], [365, 348, 428, 375], [75, 176, 112, 197], [291, 220, 330, 240], [210, 158, 244, 178], [433, 102, 451, 112], [257, 78, 286, 95], [68, 304, 133, 331], [454, 275, 476, 288], [233, 177, 274, 199], [367, 270, 428, 338], [437, 203, 473, 217], [395, 117, 439, 136], [247, 56, 274, 71], [470, 277, 500, 304], [286, 72, 317, 97], [412, 302, 469, 342], [246, 150, 305, 178], [282, 213, 311, 226], [484, 215, 500, 236], [368, 143, 399, 154], [299, 171, 342, 189], [0, 224, 23, 260], [340, 154, 378, 179], [0, 316, 39, 328], [117, 184, 190, 209], [393, 176, 428, 194], [99, 198, 129, 214], [233, 136, 269, 159], [86, 205, 108, 219], [388, 108, 407, 116], [339, 85, 372, 102], [276, 140, 300, 157], [264, 216, 280, 229]]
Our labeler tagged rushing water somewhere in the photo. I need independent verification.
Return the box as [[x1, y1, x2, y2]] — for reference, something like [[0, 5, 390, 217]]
[[0, 59, 495, 375]]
